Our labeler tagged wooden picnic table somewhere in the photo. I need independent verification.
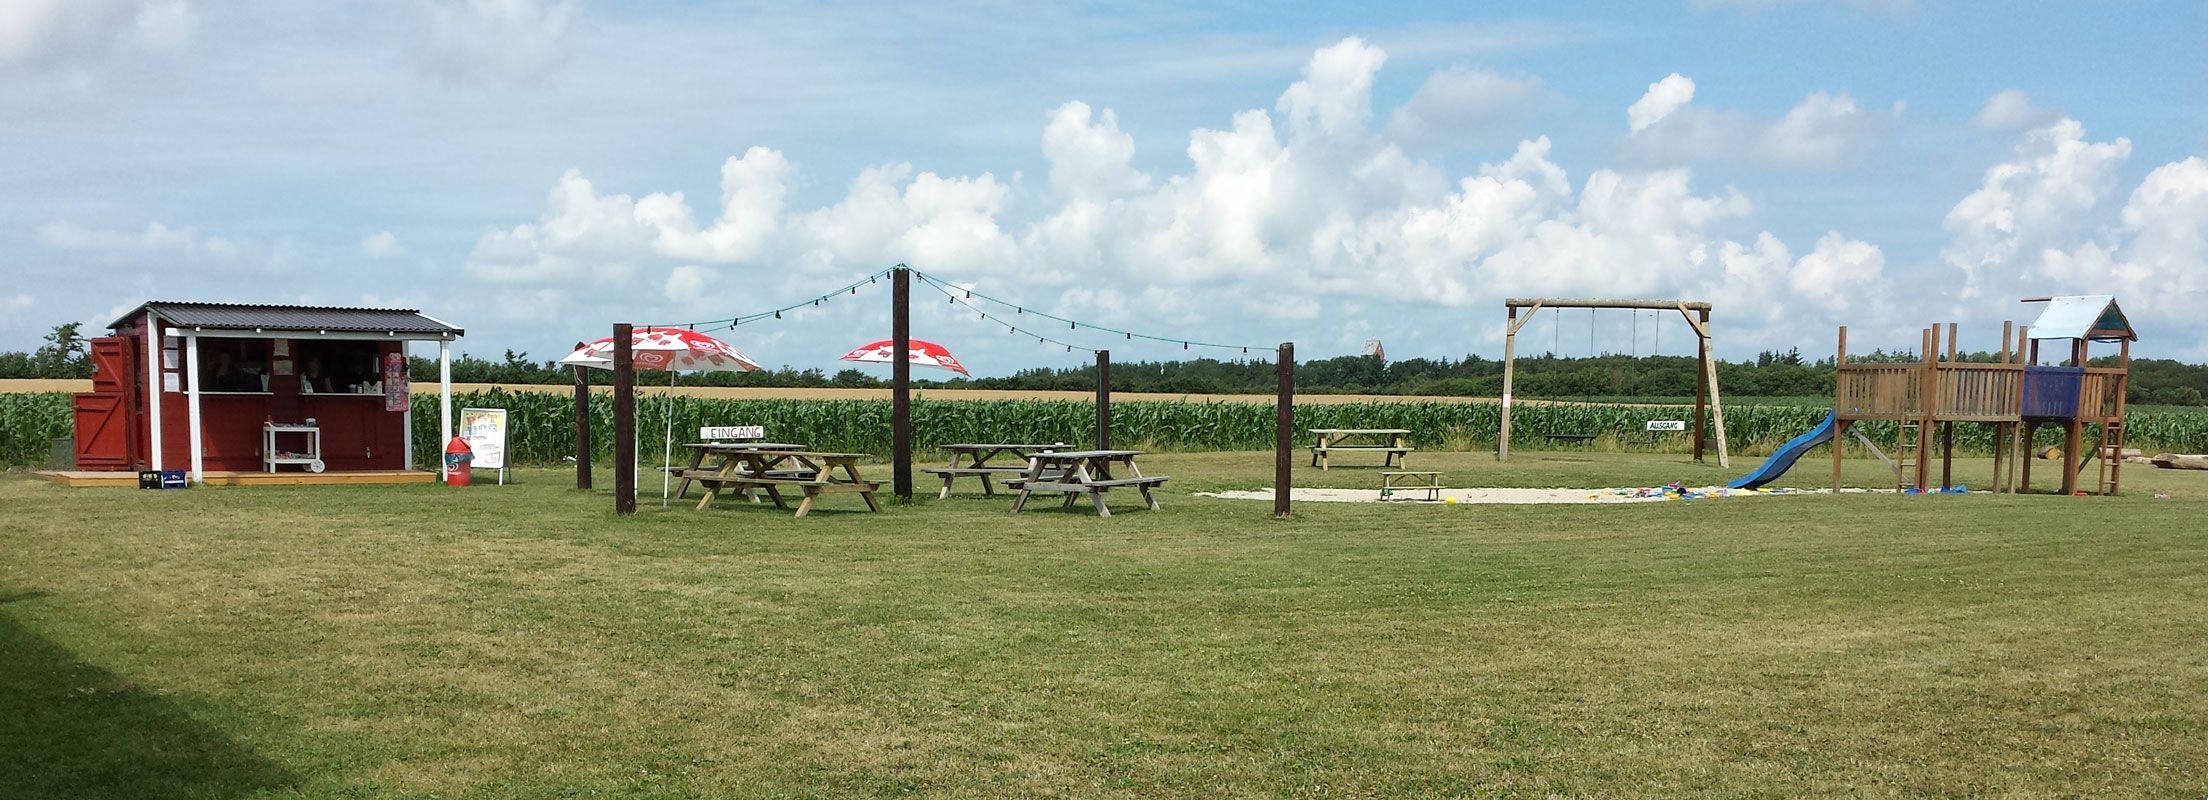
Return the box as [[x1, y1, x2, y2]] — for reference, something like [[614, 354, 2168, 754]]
[[922, 442, 1067, 498], [1308, 428, 1413, 470], [692, 449, 882, 517], [672, 442, 808, 499], [1010, 449, 1168, 517]]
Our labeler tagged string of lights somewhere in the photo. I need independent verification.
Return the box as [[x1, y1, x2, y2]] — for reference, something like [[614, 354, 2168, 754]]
[[639, 264, 1276, 357], [919, 276, 1098, 354], [644, 266, 896, 330], [910, 269, 1273, 355]]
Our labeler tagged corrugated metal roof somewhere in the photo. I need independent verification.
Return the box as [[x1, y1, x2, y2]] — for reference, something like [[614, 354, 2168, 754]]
[[111, 301, 464, 337], [2025, 295, 2133, 342]]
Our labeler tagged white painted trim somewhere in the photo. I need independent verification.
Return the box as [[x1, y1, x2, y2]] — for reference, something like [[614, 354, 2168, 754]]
[[400, 341, 413, 470], [145, 312, 164, 471], [185, 333, 205, 483], [438, 340, 452, 481], [175, 328, 457, 342]]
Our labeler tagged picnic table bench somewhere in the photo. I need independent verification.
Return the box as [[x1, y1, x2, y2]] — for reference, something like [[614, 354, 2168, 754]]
[[1544, 433, 1598, 447], [672, 442, 808, 499], [1309, 428, 1412, 470], [1010, 450, 1167, 517], [922, 442, 1066, 498], [692, 448, 882, 517], [1381, 471, 1444, 501]]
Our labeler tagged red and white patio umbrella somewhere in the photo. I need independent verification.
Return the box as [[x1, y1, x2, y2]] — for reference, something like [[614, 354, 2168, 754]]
[[839, 338, 971, 377], [560, 328, 761, 507], [560, 327, 764, 373]]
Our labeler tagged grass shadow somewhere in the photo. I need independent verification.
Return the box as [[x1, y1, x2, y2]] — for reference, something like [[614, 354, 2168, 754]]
[[0, 609, 295, 800]]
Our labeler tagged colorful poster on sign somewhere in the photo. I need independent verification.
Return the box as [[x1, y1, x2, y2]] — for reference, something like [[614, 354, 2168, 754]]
[[459, 408, 509, 471], [383, 353, 408, 412]]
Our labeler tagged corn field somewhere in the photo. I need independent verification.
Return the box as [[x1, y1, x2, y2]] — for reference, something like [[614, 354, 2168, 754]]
[[1, 393, 72, 467], [8, 390, 2208, 468]]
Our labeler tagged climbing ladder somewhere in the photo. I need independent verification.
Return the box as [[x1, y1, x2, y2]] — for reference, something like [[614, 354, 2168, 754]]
[[2096, 421, 2126, 495], [1895, 420, 1923, 491]]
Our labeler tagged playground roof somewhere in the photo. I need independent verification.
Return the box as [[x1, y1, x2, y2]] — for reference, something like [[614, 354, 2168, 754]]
[[2025, 295, 2134, 342]]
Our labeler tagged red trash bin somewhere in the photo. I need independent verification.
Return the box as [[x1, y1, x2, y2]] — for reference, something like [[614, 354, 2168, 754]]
[[443, 436, 473, 486]]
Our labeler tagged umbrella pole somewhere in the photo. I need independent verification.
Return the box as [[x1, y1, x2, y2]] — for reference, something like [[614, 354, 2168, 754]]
[[662, 369, 675, 507]]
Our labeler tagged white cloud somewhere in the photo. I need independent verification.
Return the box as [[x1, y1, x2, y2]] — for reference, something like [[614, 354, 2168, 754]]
[[39, 220, 238, 258], [1385, 66, 1548, 146], [1788, 232, 1884, 311], [1761, 92, 1893, 166], [0, 294, 32, 324], [639, 147, 793, 263], [1625, 74, 1896, 167], [1276, 36, 1387, 141], [1973, 89, 2059, 131], [1941, 118, 2132, 299], [0, 0, 194, 70], [472, 37, 1896, 350], [664, 264, 713, 306], [416, 0, 576, 85], [2039, 157, 2208, 316], [1041, 101, 1150, 201], [1627, 73, 1695, 134], [360, 231, 404, 258]]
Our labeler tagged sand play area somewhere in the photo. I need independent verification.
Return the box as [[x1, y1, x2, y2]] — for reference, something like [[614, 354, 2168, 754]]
[[1196, 486, 1847, 505]]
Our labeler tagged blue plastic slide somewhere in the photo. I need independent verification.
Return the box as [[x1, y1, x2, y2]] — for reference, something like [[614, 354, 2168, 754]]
[[1727, 411, 1838, 490]]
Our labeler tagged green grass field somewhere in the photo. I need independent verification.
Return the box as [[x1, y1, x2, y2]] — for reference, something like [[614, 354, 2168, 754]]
[[5, 451, 2207, 798]]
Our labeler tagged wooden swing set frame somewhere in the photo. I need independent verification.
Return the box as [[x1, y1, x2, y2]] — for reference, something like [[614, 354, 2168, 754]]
[[1498, 298, 1730, 466]]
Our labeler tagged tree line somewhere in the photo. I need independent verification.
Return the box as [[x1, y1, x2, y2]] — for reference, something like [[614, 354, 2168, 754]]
[[8, 322, 2206, 406]]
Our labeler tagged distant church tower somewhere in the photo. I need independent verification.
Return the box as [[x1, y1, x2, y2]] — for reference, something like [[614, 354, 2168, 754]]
[[1363, 339, 1386, 363]]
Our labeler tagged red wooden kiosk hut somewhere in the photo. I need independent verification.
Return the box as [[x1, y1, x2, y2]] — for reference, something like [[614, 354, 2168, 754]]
[[69, 301, 463, 485]]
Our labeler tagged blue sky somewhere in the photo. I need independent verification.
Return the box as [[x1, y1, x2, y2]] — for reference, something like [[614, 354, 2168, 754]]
[[4, 1, 2203, 374]]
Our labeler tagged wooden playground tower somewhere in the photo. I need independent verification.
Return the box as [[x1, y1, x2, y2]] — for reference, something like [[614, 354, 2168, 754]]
[[1831, 295, 2134, 495]]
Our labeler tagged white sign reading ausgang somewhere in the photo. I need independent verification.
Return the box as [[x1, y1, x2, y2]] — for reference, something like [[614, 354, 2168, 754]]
[[1646, 420, 1687, 432], [699, 425, 765, 440]]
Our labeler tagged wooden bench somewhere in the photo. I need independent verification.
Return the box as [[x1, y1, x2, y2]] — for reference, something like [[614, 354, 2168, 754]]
[[1380, 471, 1443, 501], [1016, 476, 1170, 516], [929, 443, 1068, 498], [1308, 428, 1413, 470], [694, 452, 881, 517], [1544, 434, 1597, 447], [1010, 450, 1165, 517], [999, 470, 1067, 489], [922, 466, 1031, 497]]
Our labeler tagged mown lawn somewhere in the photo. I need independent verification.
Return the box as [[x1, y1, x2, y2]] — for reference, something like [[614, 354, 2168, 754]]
[[3, 451, 2206, 798]]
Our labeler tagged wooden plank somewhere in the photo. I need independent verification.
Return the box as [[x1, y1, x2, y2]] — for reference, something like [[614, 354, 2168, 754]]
[[1507, 298, 1711, 311], [1500, 307, 1519, 462]]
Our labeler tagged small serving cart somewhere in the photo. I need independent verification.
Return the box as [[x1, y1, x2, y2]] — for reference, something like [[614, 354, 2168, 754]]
[[263, 422, 326, 473]]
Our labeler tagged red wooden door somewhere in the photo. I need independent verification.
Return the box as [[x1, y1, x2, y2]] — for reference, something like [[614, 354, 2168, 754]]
[[73, 336, 143, 469]]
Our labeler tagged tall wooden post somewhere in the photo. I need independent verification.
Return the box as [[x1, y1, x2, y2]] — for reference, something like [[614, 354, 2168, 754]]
[[573, 341, 592, 490], [1499, 306, 1519, 461], [1833, 326, 1847, 493], [892, 266, 912, 501], [1095, 349, 1111, 449], [1275, 342, 1294, 519], [1699, 307, 1729, 468], [613, 323, 636, 515], [1693, 311, 1709, 463]]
